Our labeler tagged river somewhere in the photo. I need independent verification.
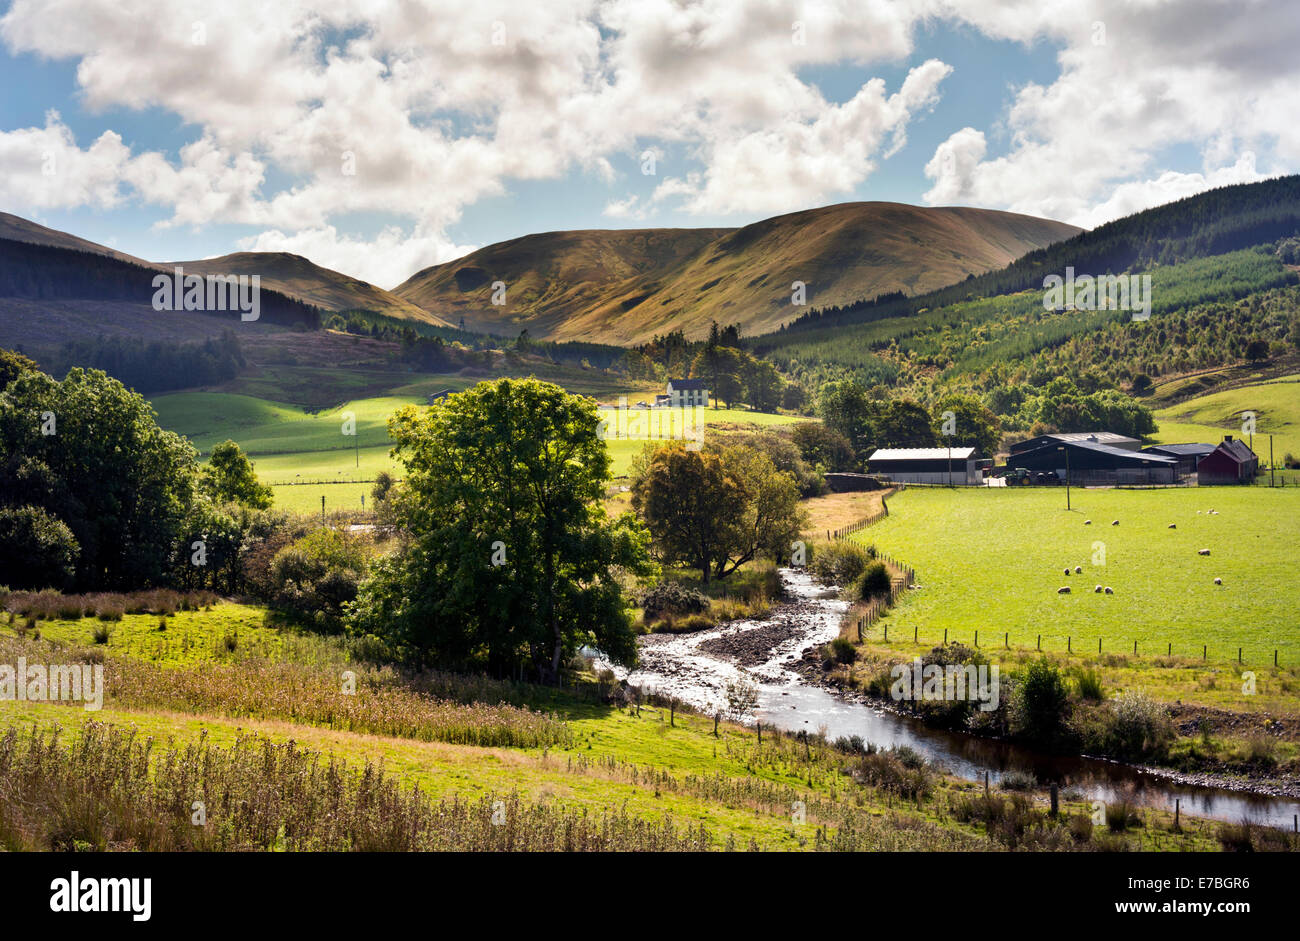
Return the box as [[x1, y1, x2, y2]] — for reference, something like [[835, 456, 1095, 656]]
[[596, 568, 1300, 828]]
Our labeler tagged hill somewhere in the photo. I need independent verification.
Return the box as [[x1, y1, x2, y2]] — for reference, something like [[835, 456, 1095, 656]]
[[774, 175, 1300, 338], [394, 204, 1079, 344], [170, 251, 451, 326], [0, 212, 448, 325], [0, 211, 152, 267]]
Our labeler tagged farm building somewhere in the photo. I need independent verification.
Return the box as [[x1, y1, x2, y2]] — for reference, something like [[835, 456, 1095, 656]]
[[1009, 431, 1141, 455], [1196, 436, 1258, 484], [867, 447, 981, 485], [1010, 438, 1177, 484], [1141, 442, 1216, 476], [664, 378, 709, 407]]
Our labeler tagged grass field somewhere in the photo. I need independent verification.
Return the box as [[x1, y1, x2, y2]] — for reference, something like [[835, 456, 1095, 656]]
[[0, 609, 1226, 851], [853, 487, 1300, 667], [1152, 374, 1300, 462], [151, 387, 803, 508]]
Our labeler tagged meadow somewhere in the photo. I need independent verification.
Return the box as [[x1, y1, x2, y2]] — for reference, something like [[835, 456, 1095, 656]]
[[852, 486, 1300, 667], [150, 387, 803, 511], [1151, 374, 1300, 463]]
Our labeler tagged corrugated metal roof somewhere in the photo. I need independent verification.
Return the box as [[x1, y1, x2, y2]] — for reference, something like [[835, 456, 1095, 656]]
[[869, 447, 976, 461], [1143, 443, 1216, 456], [1049, 431, 1140, 445], [1017, 440, 1176, 463]]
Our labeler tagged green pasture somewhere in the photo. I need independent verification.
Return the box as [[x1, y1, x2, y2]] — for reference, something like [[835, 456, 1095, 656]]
[[150, 387, 802, 501], [855, 487, 1300, 665], [1151, 374, 1300, 462]]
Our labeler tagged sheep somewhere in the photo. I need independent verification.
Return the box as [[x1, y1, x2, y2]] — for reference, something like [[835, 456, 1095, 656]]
[[1094, 585, 1103, 593], [1168, 523, 1177, 529], [1104, 586, 1114, 594], [1112, 520, 1120, 526], [1058, 586, 1071, 594], [1214, 577, 1223, 585], [1063, 568, 1071, 576], [1084, 519, 1092, 525], [1198, 548, 1211, 556], [1075, 565, 1083, 574]]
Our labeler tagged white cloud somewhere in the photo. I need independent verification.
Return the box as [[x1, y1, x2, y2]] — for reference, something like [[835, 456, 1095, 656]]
[[922, 0, 1300, 225], [237, 225, 477, 291], [0, 0, 956, 277], [1, 0, 1297, 280]]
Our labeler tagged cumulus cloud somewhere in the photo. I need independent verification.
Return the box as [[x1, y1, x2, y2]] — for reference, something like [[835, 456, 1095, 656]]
[[237, 224, 476, 291], [922, 0, 1300, 225], [0, 0, 956, 276], [1, 0, 1297, 279]]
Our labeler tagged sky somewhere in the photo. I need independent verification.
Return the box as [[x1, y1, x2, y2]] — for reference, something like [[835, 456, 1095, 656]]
[[0, 0, 1296, 290]]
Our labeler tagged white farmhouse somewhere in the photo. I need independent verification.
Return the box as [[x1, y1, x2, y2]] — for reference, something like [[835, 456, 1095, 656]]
[[665, 378, 709, 407]]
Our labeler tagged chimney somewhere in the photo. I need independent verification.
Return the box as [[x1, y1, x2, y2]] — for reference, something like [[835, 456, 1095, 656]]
[[1224, 435, 1233, 442]]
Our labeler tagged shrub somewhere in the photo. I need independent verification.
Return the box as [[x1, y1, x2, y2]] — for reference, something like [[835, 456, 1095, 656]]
[[1092, 691, 1175, 761], [638, 581, 710, 620], [999, 769, 1037, 791], [854, 561, 892, 601], [1075, 667, 1105, 701], [829, 637, 858, 664], [91, 624, 111, 645], [0, 505, 79, 591], [1011, 658, 1071, 746], [808, 540, 871, 586], [266, 528, 367, 632]]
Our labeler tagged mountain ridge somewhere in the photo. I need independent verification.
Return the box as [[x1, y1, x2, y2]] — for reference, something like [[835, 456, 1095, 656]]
[[393, 202, 1081, 343]]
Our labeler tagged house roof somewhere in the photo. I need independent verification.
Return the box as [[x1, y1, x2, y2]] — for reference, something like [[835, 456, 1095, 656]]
[[869, 447, 976, 461], [1143, 443, 1216, 456], [1210, 438, 1256, 463], [667, 378, 708, 390], [1017, 440, 1176, 463], [1009, 431, 1140, 453]]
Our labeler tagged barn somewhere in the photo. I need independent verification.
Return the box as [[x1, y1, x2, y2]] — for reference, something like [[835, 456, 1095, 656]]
[[867, 447, 981, 485], [1196, 436, 1258, 485], [1011, 438, 1177, 484], [1009, 431, 1141, 455], [1141, 442, 1216, 477]]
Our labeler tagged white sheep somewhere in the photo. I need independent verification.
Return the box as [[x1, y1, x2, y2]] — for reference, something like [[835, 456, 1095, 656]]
[[1104, 586, 1114, 594], [1058, 586, 1071, 594], [1094, 585, 1103, 593], [1063, 568, 1071, 576], [1084, 519, 1092, 525], [1112, 520, 1120, 526], [1075, 565, 1083, 574], [1168, 523, 1177, 529], [1214, 577, 1223, 585], [1198, 548, 1211, 556]]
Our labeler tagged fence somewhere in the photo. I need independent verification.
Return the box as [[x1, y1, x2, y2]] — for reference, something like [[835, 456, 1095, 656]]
[[269, 476, 392, 487], [850, 552, 916, 641], [851, 619, 1299, 670], [826, 490, 901, 541]]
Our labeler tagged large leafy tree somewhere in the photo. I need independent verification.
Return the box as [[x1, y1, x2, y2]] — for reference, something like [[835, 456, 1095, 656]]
[[633, 442, 804, 582], [201, 439, 273, 509], [816, 378, 879, 462], [875, 399, 938, 449], [931, 393, 1001, 457], [0, 367, 198, 589], [349, 379, 652, 679], [633, 445, 747, 584]]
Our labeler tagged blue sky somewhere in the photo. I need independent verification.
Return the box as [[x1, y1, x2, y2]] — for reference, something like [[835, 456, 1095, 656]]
[[0, 1, 1294, 287]]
